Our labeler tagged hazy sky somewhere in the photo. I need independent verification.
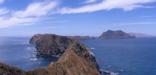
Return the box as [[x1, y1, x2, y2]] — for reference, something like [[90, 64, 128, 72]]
[[0, 0, 156, 36]]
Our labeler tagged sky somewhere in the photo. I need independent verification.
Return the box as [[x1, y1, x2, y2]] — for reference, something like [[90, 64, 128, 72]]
[[0, 0, 156, 37]]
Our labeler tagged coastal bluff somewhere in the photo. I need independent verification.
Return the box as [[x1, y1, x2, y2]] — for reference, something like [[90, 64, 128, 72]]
[[0, 34, 100, 75], [29, 34, 75, 57]]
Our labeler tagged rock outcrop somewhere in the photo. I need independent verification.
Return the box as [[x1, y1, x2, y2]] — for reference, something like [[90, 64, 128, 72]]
[[0, 34, 100, 75], [99, 30, 136, 39], [30, 34, 75, 57], [32, 42, 100, 75], [0, 63, 28, 75]]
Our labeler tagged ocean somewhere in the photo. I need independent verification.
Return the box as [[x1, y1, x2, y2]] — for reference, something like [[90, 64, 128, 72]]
[[0, 37, 156, 75], [0, 37, 55, 70], [82, 38, 156, 75]]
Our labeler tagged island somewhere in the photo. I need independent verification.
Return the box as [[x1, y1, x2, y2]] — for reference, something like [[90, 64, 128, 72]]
[[99, 30, 136, 39], [0, 34, 101, 75]]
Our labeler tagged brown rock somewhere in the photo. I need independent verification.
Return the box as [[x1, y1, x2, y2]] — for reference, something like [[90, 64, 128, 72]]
[[30, 34, 75, 57]]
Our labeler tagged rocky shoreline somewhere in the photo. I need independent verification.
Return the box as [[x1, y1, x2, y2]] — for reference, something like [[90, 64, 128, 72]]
[[0, 34, 101, 75]]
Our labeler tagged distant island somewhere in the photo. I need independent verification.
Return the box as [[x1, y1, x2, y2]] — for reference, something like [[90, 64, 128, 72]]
[[66, 30, 137, 40], [99, 30, 136, 39]]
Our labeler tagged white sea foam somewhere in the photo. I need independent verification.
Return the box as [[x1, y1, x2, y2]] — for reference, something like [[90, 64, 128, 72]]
[[110, 72, 119, 75], [30, 58, 38, 61], [26, 46, 36, 51], [100, 69, 119, 75], [91, 47, 95, 50], [89, 50, 95, 56]]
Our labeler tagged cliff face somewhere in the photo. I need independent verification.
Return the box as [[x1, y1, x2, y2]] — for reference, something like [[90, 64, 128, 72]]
[[30, 34, 100, 75], [0, 34, 100, 75], [32, 42, 100, 75], [99, 30, 136, 39], [54, 42, 99, 75], [30, 34, 74, 57]]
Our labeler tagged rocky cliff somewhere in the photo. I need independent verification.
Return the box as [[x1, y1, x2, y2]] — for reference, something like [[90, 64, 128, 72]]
[[99, 30, 136, 39], [32, 42, 100, 75], [30, 34, 75, 57], [0, 34, 100, 75]]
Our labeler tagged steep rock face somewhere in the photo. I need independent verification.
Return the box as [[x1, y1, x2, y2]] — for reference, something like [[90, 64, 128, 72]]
[[55, 42, 100, 75], [30, 34, 100, 75], [32, 42, 100, 75], [99, 30, 136, 39], [30, 34, 74, 57]]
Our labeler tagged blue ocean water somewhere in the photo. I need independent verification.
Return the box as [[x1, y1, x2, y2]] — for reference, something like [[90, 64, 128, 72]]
[[82, 38, 156, 75], [0, 37, 156, 75], [0, 37, 56, 70]]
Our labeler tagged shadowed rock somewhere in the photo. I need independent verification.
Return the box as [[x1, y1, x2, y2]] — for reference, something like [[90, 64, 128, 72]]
[[30, 34, 75, 57], [0, 63, 28, 75]]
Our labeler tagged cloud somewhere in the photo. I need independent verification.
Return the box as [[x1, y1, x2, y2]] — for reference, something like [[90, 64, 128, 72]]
[[0, 0, 155, 28], [0, 0, 4, 4], [0, 17, 37, 28], [85, 0, 97, 4], [14, 1, 57, 18], [0, 8, 9, 16], [59, 0, 156, 14], [0, 1, 58, 28]]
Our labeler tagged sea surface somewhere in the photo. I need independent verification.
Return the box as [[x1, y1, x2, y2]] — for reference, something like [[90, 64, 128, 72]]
[[0, 37, 57, 70], [0, 37, 156, 75], [82, 38, 156, 75]]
